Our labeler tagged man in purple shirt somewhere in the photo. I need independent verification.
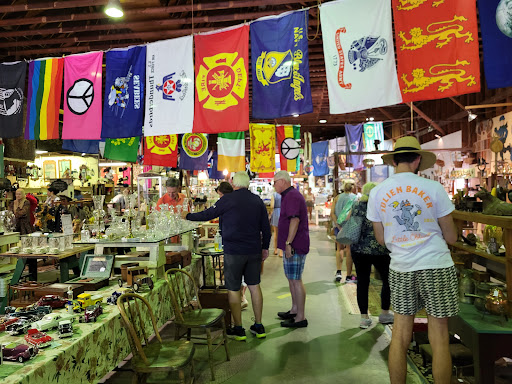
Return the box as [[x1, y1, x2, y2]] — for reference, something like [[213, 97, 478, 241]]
[[273, 171, 310, 328]]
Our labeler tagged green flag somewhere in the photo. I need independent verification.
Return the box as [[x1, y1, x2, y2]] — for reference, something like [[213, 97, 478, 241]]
[[104, 137, 140, 162]]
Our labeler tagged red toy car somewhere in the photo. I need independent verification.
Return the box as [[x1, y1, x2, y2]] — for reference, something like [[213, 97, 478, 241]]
[[0, 316, 19, 332], [2, 343, 38, 363], [24, 328, 53, 348], [36, 295, 67, 309], [79, 304, 103, 323]]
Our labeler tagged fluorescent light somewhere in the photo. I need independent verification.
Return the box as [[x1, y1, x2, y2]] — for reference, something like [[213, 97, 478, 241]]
[[366, 117, 375, 122], [319, 119, 327, 123], [468, 111, 477, 122], [35, 150, 48, 154], [99, 162, 127, 167], [292, 114, 299, 117], [222, 169, 229, 176], [435, 134, 441, 139], [105, 0, 123, 18]]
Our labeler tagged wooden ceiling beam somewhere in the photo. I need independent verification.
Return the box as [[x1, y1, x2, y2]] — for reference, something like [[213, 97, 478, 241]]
[[406, 102, 446, 135], [0, 0, 107, 13]]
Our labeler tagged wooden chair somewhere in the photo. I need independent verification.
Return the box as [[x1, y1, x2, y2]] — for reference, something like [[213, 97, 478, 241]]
[[117, 292, 195, 384], [165, 268, 230, 381]]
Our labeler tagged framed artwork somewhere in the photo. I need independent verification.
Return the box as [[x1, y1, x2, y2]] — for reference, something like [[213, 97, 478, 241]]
[[43, 160, 56, 181], [59, 160, 71, 178], [370, 165, 389, 183]]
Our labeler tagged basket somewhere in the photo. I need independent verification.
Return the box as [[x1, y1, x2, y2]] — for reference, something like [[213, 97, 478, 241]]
[[453, 161, 463, 168]]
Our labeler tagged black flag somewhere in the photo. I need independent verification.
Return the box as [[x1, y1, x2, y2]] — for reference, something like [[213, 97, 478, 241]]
[[0, 61, 27, 138]]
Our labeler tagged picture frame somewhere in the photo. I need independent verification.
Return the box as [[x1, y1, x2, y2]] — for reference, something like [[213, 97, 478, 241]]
[[370, 165, 389, 183], [59, 160, 71, 179], [43, 160, 56, 181]]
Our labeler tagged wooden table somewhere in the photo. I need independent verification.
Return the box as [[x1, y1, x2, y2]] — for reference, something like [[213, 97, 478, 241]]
[[449, 303, 512, 384], [0, 245, 95, 314]]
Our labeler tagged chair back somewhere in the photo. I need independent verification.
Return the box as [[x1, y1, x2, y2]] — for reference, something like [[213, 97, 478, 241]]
[[165, 268, 201, 323], [117, 292, 162, 366]]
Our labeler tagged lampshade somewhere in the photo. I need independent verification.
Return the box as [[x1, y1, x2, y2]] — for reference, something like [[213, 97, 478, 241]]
[[468, 111, 477, 122], [105, 0, 123, 18]]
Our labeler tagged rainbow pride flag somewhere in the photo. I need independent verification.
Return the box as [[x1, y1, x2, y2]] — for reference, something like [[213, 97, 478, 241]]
[[25, 58, 64, 140]]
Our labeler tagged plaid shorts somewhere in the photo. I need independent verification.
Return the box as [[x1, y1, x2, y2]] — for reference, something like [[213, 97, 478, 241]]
[[389, 266, 459, 318], [283, 253, 307, 280]]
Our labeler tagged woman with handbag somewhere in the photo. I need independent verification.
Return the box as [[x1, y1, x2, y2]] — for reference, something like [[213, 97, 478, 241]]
[[350, 182, 393, 329]]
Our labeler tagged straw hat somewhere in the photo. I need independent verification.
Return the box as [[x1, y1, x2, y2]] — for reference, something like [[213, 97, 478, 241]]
[[381, 136, 436, 171]]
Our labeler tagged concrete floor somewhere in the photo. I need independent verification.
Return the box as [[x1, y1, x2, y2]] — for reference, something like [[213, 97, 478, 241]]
[[102, 224, 425, 384]]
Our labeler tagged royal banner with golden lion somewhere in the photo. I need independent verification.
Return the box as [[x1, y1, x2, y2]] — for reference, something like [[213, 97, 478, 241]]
[[392, 0, 480, 102]]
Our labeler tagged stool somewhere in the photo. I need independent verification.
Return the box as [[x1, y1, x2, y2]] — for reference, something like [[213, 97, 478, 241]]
[[199, 248, 224, 288], [419, 343, 473, 367]]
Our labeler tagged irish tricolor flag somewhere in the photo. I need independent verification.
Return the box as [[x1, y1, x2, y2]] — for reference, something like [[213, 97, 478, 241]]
[[217, 132, 245, 173], [25, 58, 64, 140]]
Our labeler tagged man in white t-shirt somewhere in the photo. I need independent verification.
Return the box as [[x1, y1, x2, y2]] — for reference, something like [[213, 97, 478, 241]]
[[367, 136, 458, 384]]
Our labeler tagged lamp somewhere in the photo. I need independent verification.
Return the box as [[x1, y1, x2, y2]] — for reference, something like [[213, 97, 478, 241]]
[[476, 157, 487, 171], [468, 111, 477, 122], [104, 0, 123, 18]]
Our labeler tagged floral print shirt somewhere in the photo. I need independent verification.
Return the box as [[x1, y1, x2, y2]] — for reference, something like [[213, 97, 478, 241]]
[[350, 201, 389, 255]]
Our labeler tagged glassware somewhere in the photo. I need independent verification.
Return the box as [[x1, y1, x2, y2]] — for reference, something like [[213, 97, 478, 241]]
[[21, 236, 33, 252], [81, 228, 90, 242]]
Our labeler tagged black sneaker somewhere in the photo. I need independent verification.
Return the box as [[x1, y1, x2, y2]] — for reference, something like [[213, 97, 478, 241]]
[[249, 323, 266, 339], [226, 326, 247, 341]]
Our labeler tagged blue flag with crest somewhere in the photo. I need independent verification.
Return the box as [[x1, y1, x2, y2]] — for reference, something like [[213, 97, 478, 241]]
[[251, 10, 313, 119], [312, 141, 329, 176], [346, 124, 364, 170], [101, 46, 146, 138]]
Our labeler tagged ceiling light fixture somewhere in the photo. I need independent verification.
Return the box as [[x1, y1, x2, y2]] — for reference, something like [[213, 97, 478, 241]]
[[105, 0, 124, 18], [435, 134, 441, 139], [293, 113, 299, 118], [427, 125, 434, 133], [35, 150, 48, 154], [319, 119, 327, 123], [365, 117, 375, 121], [468, 111, 477, 122], [99, 162, 127, 167]]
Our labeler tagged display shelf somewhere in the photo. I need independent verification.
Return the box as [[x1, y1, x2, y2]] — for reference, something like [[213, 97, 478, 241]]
[[450, 242, 506, 265]]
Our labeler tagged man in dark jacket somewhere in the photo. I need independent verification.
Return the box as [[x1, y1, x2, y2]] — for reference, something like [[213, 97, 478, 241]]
[[184, 171, 271, 341]]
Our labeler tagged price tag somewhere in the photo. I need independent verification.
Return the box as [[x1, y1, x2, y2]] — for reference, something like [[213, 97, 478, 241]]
[[61, 214, 73, 235]]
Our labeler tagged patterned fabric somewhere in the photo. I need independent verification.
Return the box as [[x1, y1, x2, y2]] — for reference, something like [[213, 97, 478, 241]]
[[283, 253, 307, 280], [389, 266, 459, 318], [350, 201, 388, 255]]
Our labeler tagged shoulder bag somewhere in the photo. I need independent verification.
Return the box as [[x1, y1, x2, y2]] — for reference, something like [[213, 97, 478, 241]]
[[336, 214, 363, 245]]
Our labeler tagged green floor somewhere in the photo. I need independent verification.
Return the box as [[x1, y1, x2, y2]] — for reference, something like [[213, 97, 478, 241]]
[[103, 225, 425, 384]]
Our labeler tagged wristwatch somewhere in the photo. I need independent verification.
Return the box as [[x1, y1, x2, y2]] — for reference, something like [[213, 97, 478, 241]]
[[285, 241, 292, 246]]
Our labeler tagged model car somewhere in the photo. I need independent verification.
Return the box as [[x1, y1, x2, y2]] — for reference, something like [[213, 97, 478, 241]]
[[0, 316, 19, 332], [118, 266, 154, 292], [107, 291, 123, 305], [6, 319, 32, 335], [2, 342, 38, 363], [8, 306, 52, 321], [36, 295, 67, 309], [58, 320, 73, 338], [24, 328, 53, 348], [32, 313, 64, 332], [79, 303, 103, 323]]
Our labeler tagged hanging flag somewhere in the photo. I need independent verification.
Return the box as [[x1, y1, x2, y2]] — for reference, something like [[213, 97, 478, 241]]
[[393, 0, 480, 102], [277, 125, 300, 172], [320, 0, 402, 114], [25, 58, 63, 140], [250, 123, 276, 173], [251, 10, 313, 118], [102, 46, 145, 138], [208, 151, 225, 180], [143, 135, 178, 167], [62, 52, 103, 140], [0, 61, 27, 138], [363, 122, 384, 151], [345, 123, 364, 169], [145, 36, 194, 136], [194, 25, 249, 133], [179, 133, 209, 170], [62, 140, 99, 154], [217, 131, 246, 173], [104, 137, 140, 162], [479, 1, 512, 89], [311, 141, 329, 176]]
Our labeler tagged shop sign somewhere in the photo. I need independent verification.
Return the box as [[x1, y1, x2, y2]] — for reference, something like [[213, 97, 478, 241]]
[[450, 167, 476, 179]]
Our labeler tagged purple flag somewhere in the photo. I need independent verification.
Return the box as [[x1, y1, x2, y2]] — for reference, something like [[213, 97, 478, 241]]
[[345, 124, 364, 169]]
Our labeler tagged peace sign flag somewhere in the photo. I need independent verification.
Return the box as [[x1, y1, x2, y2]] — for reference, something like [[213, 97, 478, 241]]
[[62, 52, 103, 140], [277, 125, 300, 172]]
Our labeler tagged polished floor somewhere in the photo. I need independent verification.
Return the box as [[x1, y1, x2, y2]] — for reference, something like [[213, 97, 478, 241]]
[[102, 224, 425, 384]]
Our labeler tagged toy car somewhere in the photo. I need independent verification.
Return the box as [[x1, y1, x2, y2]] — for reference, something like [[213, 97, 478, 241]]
[[58, 320, 73, 338], [36, 295, 67, 309], [0, 316, 19, 332], [79, 304, 103, 323], [32, 313, 65, 332], [2, 343, 38, 363], [6, 319, 32, 335], [24, 328, 52, 348], [118, 266, 154, 292]]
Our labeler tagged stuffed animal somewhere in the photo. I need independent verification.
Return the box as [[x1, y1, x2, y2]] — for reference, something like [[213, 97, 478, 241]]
[[475, 187, 512, 216]]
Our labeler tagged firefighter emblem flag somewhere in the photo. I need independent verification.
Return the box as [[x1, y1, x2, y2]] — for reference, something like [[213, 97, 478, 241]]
[[393, 0, 480, 102], [277, 125, 300, 172], [251, 10, 313, 119], [144, 135, 178, 167], [145, 36, 194, 136], [320, 0, 402, 114], [193, 25, 249, 133], [250, 123, 276, 173], [0, 61, 27, 138]]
